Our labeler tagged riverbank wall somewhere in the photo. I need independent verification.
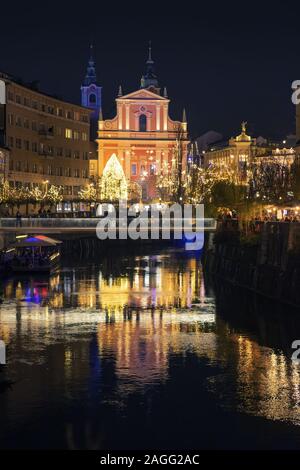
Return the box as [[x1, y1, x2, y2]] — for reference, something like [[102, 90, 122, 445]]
[[204, 222, 300, 308]]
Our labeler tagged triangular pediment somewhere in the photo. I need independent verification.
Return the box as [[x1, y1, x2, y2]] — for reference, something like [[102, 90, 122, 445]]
[[117, 88, 168, 101]]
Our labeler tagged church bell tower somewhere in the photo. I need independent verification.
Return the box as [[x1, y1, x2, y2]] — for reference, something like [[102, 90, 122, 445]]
[[81, 45, 102, 138]]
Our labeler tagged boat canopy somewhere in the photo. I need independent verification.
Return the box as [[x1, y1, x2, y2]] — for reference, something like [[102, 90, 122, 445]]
[[10, 235, 62, 248]]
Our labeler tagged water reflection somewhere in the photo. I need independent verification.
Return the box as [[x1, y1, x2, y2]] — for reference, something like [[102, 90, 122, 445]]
[[1, 249, 300, 449], [2, 252, 206, 311]]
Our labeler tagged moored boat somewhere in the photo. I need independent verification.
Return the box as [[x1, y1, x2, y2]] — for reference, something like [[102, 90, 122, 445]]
[[8, 235, 62, 273]]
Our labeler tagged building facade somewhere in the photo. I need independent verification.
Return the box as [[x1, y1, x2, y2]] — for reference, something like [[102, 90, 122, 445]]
[[0, 145, 9, 181], [0, 73, 92, 206], [96, 47, 189, 201], [297, 97, 300, 143], [204, 123, 295, 182]]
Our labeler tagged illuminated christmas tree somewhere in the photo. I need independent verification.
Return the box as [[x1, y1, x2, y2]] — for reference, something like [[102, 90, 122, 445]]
[[100, 154, 128, 201]]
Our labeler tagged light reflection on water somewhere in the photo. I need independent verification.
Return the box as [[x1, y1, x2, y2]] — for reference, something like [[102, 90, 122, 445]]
[[1, 249, 300, 449]]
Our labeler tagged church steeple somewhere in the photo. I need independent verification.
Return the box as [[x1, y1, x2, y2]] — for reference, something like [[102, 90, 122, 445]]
[[81, 44, 102, 139], [140, 41, 160, 93], [83, 44, 98, 86]]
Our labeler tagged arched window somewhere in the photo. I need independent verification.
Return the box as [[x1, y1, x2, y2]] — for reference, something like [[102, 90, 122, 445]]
[[139, 114, 147, 132], [89, 93, 96, 104]]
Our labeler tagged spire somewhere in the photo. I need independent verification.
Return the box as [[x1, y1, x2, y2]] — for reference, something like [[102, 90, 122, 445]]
[[148, 40, 152, 62], [163, 86, 168, 98], [83, 44, 97, 86], [182, 108, 187, 132], [140, 41, 159, 90], [118, 85, 123, 97]]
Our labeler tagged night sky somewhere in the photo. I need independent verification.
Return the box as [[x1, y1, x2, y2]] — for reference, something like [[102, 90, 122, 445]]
[[1, 2, 300, 140]]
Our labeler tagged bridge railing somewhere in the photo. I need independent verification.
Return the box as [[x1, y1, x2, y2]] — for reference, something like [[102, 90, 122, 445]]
[[0, 217, 217, 230]]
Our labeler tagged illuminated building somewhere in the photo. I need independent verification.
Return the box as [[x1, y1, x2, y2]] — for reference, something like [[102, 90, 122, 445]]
[[0, 144, 9, 180], [96, 44, 189, 201], [0, 72, 92, 208], [297, 94, 300, 143], [205, 122, 295, 182]]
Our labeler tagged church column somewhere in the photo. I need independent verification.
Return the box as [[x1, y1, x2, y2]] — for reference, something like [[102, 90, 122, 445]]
[[118, 104, 123, 130], [156, 105, 160, 131], [125, 105, 130, 130], [98, 143, 105, 176], [163, 105, 168, 131]]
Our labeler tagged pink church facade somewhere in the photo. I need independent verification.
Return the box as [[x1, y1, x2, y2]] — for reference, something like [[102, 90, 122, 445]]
[[95, 46, 189, 201], [96, 87, 188, 200]]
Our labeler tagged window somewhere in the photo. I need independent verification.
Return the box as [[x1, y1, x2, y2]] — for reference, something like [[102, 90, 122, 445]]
[[24, 140, 30, 151], [32, 100, 38, 110], [47, 106, 54, 114], [139, 114, 147, 132], [16, 95, 21, 104], [39, 143, 45, 154], [24, 161, 29, 172], [24, 119, 30, 129], [48, 125, 54, 136], [74, 169, 80, 178], [74, 150, 80, 159], [64, 185, 73, 195], [16, 138, 22, 149], [16, 161, 21, 171], [89, 93, 96, 104], [150, 164, 156, 175], [73, 130, 79, 140], [82, 132, 88, 141], [65, 168, 71, 177], [56, 127, 62, 136], [41, 104, 46, 112], [81, 114, 88, 123], [24, 97, 30, 107], [65, 128, 72, 139], [56, 167, 63, 177], [131, 163, 137, 176], [73, 186, 81, 195], [8, 91, 14, 101], [74, 111, 80, 121], [16, 116, 22, 127], [82, 169, 88, 178], [57, 108, 63, 117], [83, 151, 88, 160], [32, 121, 37, 131], [32, 142, 38, 152], [8, 136, 14, 148], [47, 165, 53, 175], [65, 149, 72, 158], [8, 114, 14, 125], [33, 164, 38, 173], [56, 147, 63, 157], [66, 110, 73, 119]]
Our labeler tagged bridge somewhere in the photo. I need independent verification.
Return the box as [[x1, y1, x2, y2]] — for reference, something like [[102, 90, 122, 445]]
[[0, 217, 217, 248]]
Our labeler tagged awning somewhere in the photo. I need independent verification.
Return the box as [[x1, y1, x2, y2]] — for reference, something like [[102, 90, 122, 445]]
[[10, 235, 62, 248]]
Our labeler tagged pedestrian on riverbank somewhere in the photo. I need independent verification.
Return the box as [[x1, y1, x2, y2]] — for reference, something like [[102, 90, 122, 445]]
[[16, 211, 22, 227]]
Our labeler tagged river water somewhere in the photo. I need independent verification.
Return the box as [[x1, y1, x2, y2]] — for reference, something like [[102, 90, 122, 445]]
[[0, 247, 300, 449]]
